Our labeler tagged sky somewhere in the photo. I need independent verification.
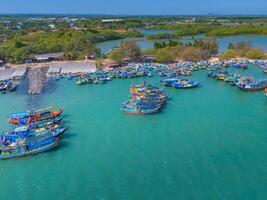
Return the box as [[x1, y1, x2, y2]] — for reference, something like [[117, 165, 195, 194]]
[[0, 0, 267, 15]]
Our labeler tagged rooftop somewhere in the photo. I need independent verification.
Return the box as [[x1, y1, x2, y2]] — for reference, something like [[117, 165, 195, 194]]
[[50, 62, 97, 74], [34, 52, 63, 60]]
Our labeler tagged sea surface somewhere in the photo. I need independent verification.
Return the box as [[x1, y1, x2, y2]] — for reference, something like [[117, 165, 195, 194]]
[[0, 66, 267, 199]]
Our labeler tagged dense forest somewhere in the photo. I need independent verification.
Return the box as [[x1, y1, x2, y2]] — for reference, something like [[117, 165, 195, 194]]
[[0, 29, 141, 63]]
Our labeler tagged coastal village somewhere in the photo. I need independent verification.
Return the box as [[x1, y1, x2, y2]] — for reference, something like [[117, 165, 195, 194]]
[[1, 0, 267, 198], [0, 49, 266, 95]]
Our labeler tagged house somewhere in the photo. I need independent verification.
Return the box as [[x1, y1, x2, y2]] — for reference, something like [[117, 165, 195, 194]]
[[54, 62, 97, 75], [102, 59, 120, 68], [33, 52, 63, 63], [142, 55, 155, 63], [102, 19, 123, 23]]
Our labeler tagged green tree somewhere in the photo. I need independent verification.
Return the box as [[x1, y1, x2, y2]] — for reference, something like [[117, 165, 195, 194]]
[[245, 48, 266, 59], [108, 49, 124, 63], [220, 49, 238, 59], [180, 47, 209, 62], [142, 48, 158, 56], [155, 48, 176, 63], [120, 40, 141, 60], [228, 43, 234, 49]]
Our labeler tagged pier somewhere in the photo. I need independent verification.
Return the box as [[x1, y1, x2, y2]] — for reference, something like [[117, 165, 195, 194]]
[[28, 67, 48, 94]]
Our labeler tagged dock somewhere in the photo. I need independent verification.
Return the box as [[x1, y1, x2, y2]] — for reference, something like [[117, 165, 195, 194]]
[[28, 67, 48, 94]]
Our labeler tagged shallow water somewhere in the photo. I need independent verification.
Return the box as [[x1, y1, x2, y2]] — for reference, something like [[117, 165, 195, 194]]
[[96, 35, 267, 54], [0, 66, 267, 199]]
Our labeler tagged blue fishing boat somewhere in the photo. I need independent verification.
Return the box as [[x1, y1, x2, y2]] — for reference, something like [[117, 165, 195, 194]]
[[122, 82, 168, 115], [0, 124, 65, 146], [162, 78, 199, 89], [122, 102, 162, 115], [237, 79, 267, 91], [171, 79, 199, 89], [161, 78, 179, 87], [0, 136, 59, 160]]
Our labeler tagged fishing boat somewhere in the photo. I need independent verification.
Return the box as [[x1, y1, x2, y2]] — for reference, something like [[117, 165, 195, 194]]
[[225, 74, 241, 86], [237, 79, 267, 91], [0, 80, 12, 92], [7, 106, 63, 125], [1, 123, 65, 145], [29, 117, 63, 129], [0, 136, 59, 160], [122, 82, 168, 115], [122, 103, 162, 115], [171, 78, 200, 89], [161, 78, 178, 87], [7, 82, 16, 92], [76, 76, 88, 85]]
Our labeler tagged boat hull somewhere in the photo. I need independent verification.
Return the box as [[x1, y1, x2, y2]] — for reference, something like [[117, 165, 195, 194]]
[[0, 140, 59, 160], [237, 86, 267, 91]]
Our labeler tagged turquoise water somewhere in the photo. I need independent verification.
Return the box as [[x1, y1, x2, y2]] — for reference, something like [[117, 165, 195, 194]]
[[217, 35, 267, 53], [0, 66, 267, 199], [140, 29, 176, 35], [96, 35, 267, 54]]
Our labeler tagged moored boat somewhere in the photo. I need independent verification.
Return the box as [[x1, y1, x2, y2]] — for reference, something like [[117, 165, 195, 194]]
[[237, 79, 267, 91], [0, 136, 59, 160], [122, 82, 168, 115], [162, 78, 199, 89], [7, 106, 63, 125]]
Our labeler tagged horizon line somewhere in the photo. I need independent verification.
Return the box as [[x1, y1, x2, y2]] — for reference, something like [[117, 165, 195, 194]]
[[1, 13, 267, 17]]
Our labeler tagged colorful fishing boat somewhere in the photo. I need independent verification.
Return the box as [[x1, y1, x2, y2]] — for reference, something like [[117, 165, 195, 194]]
[[7, 106, 63, 125], [122, 82, 168, 115], [0, 136, 59, 160], [0, 123, 65, 146]]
